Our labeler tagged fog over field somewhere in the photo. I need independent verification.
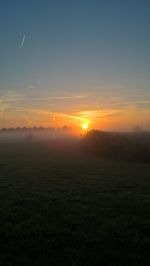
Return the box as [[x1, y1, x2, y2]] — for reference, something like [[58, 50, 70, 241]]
[[0, 127, 74, 143]]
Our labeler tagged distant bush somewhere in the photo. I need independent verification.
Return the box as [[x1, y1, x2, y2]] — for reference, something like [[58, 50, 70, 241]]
[[81, 130, 150, 163]]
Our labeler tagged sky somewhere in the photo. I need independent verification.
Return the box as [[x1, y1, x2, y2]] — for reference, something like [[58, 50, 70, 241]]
[[0, 0, 150, 132]]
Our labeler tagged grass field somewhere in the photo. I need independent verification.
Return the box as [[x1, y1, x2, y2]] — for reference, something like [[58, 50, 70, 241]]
[[0, 141, 150, 265]]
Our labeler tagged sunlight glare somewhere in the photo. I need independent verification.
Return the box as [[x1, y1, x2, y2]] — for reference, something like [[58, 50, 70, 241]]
[[81, 122, 89, 130]]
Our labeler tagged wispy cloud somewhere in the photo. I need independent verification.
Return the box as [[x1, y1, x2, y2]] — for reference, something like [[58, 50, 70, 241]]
[[2, 95, 86, 103], [20, 107, 120, 123], [103, 99, 150, 109], [17, 107, 87, 123], [75, 109, 121, 119], [20, 35, 26, 49], [28, 85, 35, 89]]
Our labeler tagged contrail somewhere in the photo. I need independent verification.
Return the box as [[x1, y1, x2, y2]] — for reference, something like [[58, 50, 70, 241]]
[[21, 35, 26, 49]]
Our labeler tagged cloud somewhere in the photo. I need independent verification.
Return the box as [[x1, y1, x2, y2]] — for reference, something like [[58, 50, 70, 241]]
[[94, 97, 150, 110], [20, 35, 26, 49], [28, 95, 86, 101], [1, 95, 86, 103], [75, 109, 121, 119], [21, 107, 120, 123], [16, 107, 87, 124], [28, 85, 35, 89]]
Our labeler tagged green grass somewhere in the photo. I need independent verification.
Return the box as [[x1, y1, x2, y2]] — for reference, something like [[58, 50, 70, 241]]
[[0, 142, 150, 265]]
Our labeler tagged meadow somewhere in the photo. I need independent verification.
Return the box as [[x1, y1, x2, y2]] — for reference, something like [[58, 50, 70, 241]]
[[0, 140, 150, 265]]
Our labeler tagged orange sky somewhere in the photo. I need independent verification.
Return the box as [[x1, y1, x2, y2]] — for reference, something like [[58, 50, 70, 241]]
[[0, 89, 150, 133]]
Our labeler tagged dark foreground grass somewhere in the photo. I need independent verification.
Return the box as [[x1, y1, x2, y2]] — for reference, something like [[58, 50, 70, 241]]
[[0, 141, 150, 265]]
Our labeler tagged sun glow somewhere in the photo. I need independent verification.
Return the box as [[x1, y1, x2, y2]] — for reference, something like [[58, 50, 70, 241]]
[[81, 122, 89, 130]]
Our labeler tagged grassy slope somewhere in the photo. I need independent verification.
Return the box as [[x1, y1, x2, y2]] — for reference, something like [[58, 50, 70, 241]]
[[0, 142, 150, 266]]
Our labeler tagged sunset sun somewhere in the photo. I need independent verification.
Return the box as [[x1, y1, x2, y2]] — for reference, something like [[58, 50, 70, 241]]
[[81, 122, 89, 130]]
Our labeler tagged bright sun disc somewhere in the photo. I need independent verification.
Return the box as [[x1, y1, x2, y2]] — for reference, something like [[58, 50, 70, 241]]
[[81, 122, 89, 130]]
